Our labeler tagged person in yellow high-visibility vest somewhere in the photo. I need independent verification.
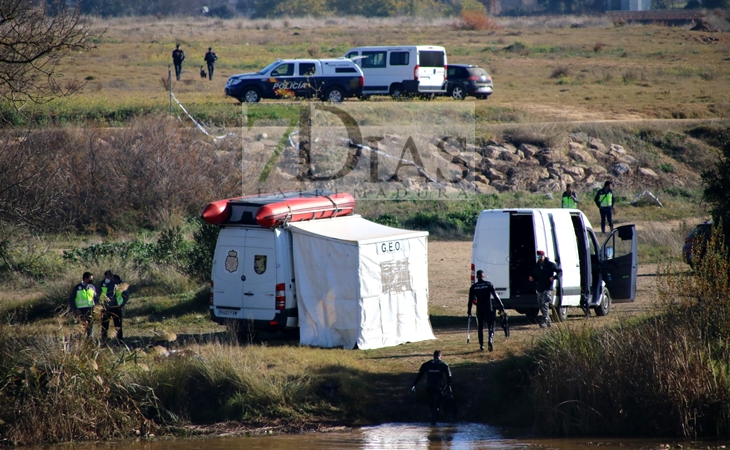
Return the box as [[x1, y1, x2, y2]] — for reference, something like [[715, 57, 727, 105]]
[[561, 183, 579, 209], [594, 180, 615, 233], [68, 271, 98, 337]]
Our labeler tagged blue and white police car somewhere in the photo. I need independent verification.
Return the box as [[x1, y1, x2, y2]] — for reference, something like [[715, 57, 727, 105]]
[[225, 58, 364, 103]]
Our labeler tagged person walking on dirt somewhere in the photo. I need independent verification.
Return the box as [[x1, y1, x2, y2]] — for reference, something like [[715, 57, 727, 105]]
[[468, 270, 506, 352], [529, 250, 562, 328], [172, 44, 185, 81], [204, 47, 217, 80], [561, 183, 579, 209], [69, 271, 98, 337], [411, 350, 452, 424], [594, 180, 615, 233]]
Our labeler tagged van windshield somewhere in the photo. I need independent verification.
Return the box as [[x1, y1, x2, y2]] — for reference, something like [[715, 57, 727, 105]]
[[418, 51, 445, 67]]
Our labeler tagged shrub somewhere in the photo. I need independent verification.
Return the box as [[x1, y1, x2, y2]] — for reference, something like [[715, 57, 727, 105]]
[[550, 65, 571, 79], [454, 10, 499, 31]]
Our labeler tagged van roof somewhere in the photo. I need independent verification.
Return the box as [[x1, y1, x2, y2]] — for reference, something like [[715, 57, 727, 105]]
[[346, 45, 446, 51]]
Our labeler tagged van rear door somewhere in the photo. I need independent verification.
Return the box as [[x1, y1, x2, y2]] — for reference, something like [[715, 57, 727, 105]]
[[416, 49, 446, 93], [601, 225, 638, 302], [549, 211, 582, 307], [473, 211, 510, 299], [212, 228, 247, 320], [240, 228, 278, 321]]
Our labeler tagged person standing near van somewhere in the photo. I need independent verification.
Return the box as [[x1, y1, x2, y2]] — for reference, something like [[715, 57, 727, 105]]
[[468, 270, 505, 352], [411, 350, 452, 424], [561, 183, 579, 209], [529, 250, 562, 328], [204, 47, 217, 80], [69, 271, 97, 337], [172, 44, 185, 81], [594, 180, 615, 233]]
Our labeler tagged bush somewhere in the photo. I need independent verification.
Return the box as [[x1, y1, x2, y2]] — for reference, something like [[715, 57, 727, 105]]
[[453, 10, 499, 31]]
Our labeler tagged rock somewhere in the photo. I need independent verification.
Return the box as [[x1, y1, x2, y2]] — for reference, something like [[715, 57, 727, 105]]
[[638, 167, 659, 178], [563, 165, 585, 179], [588, 137, 606, 152], [485, 167, 507, 181], [568, 141, 584, 151], [499, 151, 522, 163], [481, 145, 505, 158], [612, 163, 631, 177], [609, 144, 626, 154], [568, 148, 596, 164], [518, 143, 540, 158], [474, 173, 488, 183], [588, 165, 608, 175], [491, 181, 515, 192], [258, 132, 268, 140]]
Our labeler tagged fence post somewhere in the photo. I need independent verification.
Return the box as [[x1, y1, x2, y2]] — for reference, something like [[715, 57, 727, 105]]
[[168, 65, 172, 114]]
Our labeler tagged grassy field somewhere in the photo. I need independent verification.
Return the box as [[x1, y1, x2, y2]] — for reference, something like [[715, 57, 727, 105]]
[[7, 13, 727, 126], [1, 13, 730, 445]]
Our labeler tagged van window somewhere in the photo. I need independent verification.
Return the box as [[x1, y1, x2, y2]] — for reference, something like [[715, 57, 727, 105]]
[[362, 51, 387, 68], [389, 51, 409, 66], [335, 67, 357, 73], [271, 63, 294, 77], [418, 50, 445, 68], [345, 51, 358, 60], [299, 63, 316, 76]]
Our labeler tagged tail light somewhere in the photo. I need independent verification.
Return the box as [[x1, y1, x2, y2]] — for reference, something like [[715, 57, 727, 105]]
[[414, 64, 419, 81], [275, 283, 286, 310], [359, 76, 364, 86], [209, 280, 214, 306], [471, 263, 475, 284], [444, 65, 448, 81], [468, 76, 480, 81]]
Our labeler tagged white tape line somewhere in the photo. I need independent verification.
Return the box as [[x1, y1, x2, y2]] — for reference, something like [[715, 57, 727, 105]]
[[170, 93, 232, 140]]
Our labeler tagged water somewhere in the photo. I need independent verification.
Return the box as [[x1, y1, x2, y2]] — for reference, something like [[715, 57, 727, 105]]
[[24, 423, 715, 450]]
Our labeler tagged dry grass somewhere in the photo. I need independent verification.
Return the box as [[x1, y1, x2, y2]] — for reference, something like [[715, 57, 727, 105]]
[[25, 15, 726, 125]]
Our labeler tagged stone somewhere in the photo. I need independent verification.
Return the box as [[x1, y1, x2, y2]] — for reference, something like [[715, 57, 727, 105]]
[[638, 167, 659, 178], [568, 148, 596, 164], [499, 151, 522, 163], [609, 143, 626, 154], [588, 137, 606, 152], [485, 167, 507, 181], [612, 163, 631, 177], [518, 143, 540, 158], [563, 165, 585, 179]]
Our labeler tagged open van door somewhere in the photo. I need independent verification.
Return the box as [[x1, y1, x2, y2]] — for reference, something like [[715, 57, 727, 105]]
[[600, 225, 638, 302]]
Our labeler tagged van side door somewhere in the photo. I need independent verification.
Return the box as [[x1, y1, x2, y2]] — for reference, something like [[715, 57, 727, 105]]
[[549, 212, 582, 307], [601, 225, 638, 302], [472, 211, 510, 300], [240, 228, 278, 321]]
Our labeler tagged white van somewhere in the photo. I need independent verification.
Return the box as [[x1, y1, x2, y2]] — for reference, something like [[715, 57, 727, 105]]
[[344, 45, 447, 98], [206, 191, 435, 349], [471, 208, 637, 322]]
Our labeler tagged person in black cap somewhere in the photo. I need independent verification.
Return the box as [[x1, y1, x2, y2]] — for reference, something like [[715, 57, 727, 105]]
[[411, 350, 452, 424], [594, 180, 615, 233], [468, 269, 505, 351], [529, 250, 562, 328]]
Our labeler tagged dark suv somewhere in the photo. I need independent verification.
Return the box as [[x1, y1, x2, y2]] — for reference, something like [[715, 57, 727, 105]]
[[683, 221, 712, 267], [445, 64, 493, 100]]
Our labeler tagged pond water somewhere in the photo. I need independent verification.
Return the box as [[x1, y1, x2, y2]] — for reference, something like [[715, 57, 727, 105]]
[[27, 423, 717, 450]]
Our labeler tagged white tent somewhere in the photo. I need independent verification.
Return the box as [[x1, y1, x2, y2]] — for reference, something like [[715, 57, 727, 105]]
[[289, 215, 435, 350]]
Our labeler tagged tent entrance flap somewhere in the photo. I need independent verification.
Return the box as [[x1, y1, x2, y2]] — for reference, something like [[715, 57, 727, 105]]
[[289, 216, 435, 350]]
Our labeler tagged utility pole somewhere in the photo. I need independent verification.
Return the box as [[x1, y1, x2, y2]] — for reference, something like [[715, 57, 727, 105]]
[[168, 65, 172, 114]]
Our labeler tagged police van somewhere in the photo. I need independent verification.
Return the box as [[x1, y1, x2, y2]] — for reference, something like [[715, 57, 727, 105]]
[[344, 45, 447, 98], [471, 208, 638, 322], [224, 58, 364, 103]]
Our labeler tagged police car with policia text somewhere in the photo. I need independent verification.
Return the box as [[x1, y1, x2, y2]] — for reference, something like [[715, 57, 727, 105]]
[[225, 58, 364, 103]]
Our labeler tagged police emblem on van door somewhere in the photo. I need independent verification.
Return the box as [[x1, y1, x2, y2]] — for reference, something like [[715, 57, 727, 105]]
[[225, 250, 238, 273], [254, 255, 267, 274]]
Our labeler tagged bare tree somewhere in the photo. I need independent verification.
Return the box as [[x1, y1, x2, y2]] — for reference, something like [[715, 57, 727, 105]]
[[0, 0, 96, 108]]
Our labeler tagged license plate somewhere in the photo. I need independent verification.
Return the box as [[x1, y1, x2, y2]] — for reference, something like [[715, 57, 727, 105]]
[[217, 309, 238, 317]]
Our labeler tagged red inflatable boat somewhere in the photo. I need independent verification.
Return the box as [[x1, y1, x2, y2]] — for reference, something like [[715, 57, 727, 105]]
[[201, 192, 355, 227]]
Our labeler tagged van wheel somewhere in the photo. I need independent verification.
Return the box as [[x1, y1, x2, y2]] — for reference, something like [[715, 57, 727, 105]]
[[390, 84, 405, 99], [242, 88, 261, 103], [594, 288, 611, 316], [552, 298, 568, 323], [450, 84, 466, 100], [325, 86, 344, 103], [525, 309, 539, 323]]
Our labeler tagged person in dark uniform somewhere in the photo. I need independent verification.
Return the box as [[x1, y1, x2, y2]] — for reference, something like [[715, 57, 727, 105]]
[[411, 350, 452, 424], [594, 180, 615, 233], [468, 269, 506, 352], [561, 183, 579, 208], [172, 44, 185, 81], [529, 250, 562, 328], [204, 47, 217, 80], [68, 271, 98, 337]]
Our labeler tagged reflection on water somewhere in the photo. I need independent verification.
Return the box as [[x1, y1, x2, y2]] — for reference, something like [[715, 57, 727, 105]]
[[22, 423, 717, 450]]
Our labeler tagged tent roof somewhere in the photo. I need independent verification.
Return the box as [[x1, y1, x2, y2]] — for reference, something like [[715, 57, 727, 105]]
[[288, 215, 428, 245]]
